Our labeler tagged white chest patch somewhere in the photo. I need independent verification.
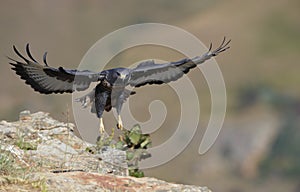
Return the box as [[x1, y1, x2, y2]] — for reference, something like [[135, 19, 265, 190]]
[[120, 73, 126, 79]]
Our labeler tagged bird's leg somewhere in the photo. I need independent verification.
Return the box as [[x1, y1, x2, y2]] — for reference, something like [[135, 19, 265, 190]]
[[117, 115, 124, 142], [117, 115, 123, 130], [99, 117, 105, 134], [95, 84, 109, 135], [116, 91, 125, 130]]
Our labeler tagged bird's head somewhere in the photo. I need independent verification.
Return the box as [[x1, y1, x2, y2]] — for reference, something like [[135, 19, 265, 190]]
[[116, 71, 127, 79], [109, 68, 130, 86], [113, 68, 129, 80]]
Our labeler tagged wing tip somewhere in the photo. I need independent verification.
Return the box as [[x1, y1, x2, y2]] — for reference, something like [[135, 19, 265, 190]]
[[43, 52, 49, 66], [25, 43, 38, 63], [209, 37, 231, 56], [12, 44, 30, 63]]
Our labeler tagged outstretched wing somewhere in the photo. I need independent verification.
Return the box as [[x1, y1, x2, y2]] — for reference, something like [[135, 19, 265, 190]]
[[128, 37, 230, 87], [8, 44, 103, 94]]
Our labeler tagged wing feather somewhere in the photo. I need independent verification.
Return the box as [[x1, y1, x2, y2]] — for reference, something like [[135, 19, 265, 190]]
[[128, 37, 230, 87], [9, 44, 102, 94]]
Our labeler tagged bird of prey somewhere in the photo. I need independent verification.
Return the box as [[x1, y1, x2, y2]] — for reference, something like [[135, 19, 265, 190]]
[[8, 38, 230, 133]]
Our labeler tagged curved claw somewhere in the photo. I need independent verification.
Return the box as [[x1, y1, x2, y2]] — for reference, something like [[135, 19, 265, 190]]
[[116, 115, 123, 130]]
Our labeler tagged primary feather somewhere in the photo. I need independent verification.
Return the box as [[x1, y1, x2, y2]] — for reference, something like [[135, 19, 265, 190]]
[[128, 37, 230, 87], [9, 44, 102, 94]]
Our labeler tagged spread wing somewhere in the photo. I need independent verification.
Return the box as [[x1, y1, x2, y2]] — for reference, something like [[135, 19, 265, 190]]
[[128, 37, 230, 87], [8, 44, 103, 94]]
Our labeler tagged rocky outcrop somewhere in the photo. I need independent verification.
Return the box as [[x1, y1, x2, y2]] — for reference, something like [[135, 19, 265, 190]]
[[0, 111, 211, 192]]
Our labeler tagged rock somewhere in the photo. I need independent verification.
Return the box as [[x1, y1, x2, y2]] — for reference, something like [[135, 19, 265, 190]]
[[24, 172, 211, 192], [0, 111, 127, 175], [0, 110, 211, 191], [97, 146, 128, 174]]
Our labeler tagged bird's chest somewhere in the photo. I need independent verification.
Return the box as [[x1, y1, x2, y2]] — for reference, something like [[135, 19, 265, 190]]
[[100, 79, 112, 90], [99, 79, 125, 97]]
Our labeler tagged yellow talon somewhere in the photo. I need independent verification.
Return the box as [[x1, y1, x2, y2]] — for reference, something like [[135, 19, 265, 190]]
[[99, 118, 105, 134]]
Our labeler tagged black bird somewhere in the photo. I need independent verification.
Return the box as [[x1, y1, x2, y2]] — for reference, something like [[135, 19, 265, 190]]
[[8, 38, 230, 133]]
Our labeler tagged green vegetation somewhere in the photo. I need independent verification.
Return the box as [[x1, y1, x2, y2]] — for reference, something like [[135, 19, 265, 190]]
[[0, 175, 48, 192], [95, 124, 151, 177], [15, 137, 37, 151], [95, 128, 116, 151], [120, 124, 151, 177], [0, 149, 48, 191], [0, 150, 16, 175]]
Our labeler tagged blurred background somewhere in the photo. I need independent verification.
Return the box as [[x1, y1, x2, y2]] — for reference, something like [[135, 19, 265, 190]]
[[0, 0, 299, 191]]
